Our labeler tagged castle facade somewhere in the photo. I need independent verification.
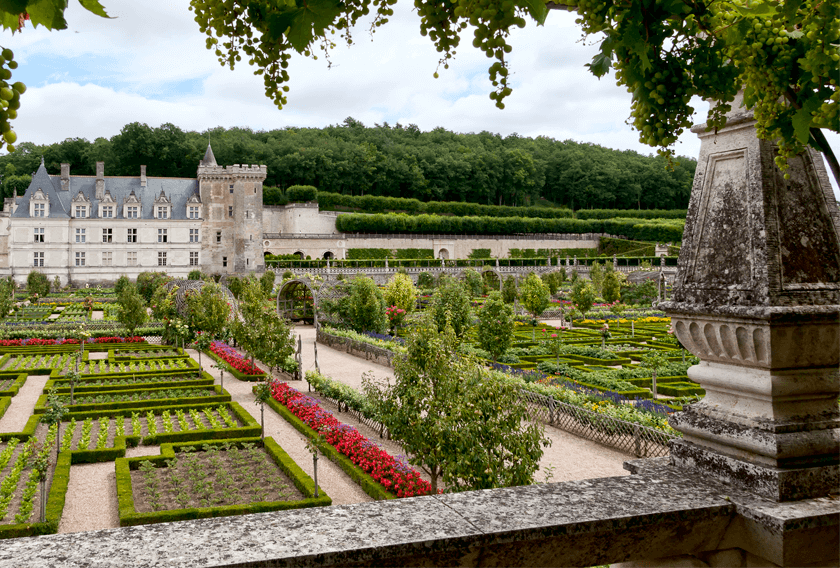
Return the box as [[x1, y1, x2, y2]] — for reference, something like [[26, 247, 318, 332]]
[[0, 145, 267, 285]]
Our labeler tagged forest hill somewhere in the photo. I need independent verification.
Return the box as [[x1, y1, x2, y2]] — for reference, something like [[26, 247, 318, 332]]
[[0, 121, 696, 211]]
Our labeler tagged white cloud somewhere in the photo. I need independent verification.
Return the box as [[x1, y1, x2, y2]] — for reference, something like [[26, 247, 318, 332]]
[[0, 0, 837, 196]]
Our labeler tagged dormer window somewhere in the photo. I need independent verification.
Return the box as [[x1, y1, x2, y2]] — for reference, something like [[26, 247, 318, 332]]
[[189, 206, 199, 219], [98, 190, 116, 218], [29, 188, 50, 218], [71, 191, 90, 219], [153, 191, 171, 219], [123, 190, 141, 219], [186, 193, 201, 219]]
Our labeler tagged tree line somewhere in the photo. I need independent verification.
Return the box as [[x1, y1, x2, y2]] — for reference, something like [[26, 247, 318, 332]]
[[0, 121, 695, 210]]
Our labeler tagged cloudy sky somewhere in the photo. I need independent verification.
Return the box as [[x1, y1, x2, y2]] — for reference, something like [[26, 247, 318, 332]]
[[3, 1, 838, 196]]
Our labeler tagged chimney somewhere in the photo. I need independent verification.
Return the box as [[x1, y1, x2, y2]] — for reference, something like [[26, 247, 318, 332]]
[[60, 163, 70, 192], [95, 161, 104, 200], [140, 165, 147, 187]]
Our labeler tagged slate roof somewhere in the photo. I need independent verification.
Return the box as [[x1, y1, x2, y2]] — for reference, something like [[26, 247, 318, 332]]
[[13, 162, 200, 220]]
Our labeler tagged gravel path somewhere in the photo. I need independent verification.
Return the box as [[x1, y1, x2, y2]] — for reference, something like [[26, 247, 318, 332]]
[[292, 325, 629, 483], [0, 375, 48, 433], [58, 462, 119, 534], [187, 350, 372, 507]]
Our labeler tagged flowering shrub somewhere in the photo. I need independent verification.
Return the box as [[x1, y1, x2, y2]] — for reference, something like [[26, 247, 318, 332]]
[[271, 382, 431, 498], [210, 340, 265, 375]]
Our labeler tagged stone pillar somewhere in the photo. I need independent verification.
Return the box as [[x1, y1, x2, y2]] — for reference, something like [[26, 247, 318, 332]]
[[662, 91, 840, 502], [613, 254, 618, 270]]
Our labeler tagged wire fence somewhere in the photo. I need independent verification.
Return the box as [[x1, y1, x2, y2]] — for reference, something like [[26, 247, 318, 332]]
[[313, 329, 675, 458]]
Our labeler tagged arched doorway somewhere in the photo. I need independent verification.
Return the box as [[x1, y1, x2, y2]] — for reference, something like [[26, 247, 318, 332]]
[[276, 278, 318, 326], [323, 251, 335, 260], [292, 251, 305, 259]]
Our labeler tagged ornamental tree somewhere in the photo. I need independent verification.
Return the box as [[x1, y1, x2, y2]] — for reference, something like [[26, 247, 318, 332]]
[[519, 273, 551, 321], [346, 275, 388, 333], [116, 283, 148, 336], [570, 279, 596, 316], [363, 318, 548, 494], [429, 276, 472, 338], [602, 270, 622, 304], [502, 275, 518, 304], [477, 291, 515, 364], [190, 0, 838, 182], [185, 282, 231, 338], [383, 272, 417, 314], [26, 271, 49, 300], [233, 277, 295, 373]]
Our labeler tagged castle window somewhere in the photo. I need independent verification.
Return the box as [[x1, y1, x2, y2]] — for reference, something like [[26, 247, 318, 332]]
[[102, 228, 112, 243], [189, 229, 199, 243], [158, 252, 167, 266], [228, 206, 233, 218], [102, 206, 113, 218], [33, 252, 44, 267], [222, 256, 227, 267], [102, 251, 113, 266], [229, 184, 234, 193], [127, 228, 137, 243], [75, 252, 85, 266], [157, 206, 168, 219], [33, 203, 45, 217], [34, 228, 44, 243], [189, 252, 199, 266], [158, 229, 167, 243], [127, 251, 137, 266], [126, 206, 138, 219], [75, 206, 87, 218], [189, 206, 199, 219], [75, 228, 86, 243], [216, 231, 222, 243]]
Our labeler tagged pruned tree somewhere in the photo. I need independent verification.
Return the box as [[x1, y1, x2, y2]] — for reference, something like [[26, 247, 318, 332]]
[[477, 291, 515, 364], [363, 318, 548, 493]]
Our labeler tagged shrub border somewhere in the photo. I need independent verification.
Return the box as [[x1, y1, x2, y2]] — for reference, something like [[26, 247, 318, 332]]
[[0, 449, 71, 539], [0, 373, 26, 397], [115, 436, 330, 527]]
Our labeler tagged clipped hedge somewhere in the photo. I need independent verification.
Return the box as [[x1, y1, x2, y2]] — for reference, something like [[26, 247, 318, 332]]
[[578, 209, 687, 220], [317, 191, 575, 219], [34, 384, 230, 414], [0, 373, 26, 397], [116, 437, 329, 527], [0, 396, 9, 422], [266, 397, 396, 501], [335, 212, 684, 242], [0, 450, 71, 539]]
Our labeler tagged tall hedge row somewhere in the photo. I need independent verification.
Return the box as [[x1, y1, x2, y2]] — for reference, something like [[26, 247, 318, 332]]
[[317, 191, 575, 219], [335, 213, 684, 242], [576, 209, 687, 220]]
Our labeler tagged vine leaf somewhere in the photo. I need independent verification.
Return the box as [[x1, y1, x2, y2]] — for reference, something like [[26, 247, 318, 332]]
[[518, 0, 548, 26], [25, 0, 67, 29], [792, 98, 821, 145], [78, 0, 111, 18], [282, 0, 342, 53]]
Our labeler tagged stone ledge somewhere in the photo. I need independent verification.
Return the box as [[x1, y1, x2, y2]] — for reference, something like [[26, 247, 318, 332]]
[[2, 461, 836, 567]]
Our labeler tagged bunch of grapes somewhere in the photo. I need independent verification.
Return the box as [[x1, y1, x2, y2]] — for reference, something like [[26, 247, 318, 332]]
[[0, 47, 24, 152]]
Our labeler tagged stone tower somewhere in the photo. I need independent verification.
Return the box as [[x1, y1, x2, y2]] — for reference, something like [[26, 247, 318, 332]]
[[197, 144, 267, 274]]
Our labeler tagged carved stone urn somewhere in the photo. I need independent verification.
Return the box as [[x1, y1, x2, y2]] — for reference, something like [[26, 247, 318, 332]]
[[661, 91, 840, 501]]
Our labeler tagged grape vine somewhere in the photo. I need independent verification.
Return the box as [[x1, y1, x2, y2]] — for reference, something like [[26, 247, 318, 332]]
[[191, 0, 838, 176], [0, 0, 111, 153]]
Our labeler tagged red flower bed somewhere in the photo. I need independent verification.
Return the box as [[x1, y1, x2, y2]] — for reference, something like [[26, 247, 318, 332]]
[[0, 336, 145, 347], [210, 341, 264, 375], [94, 336, 145, 344], [271, 382, 431, 498]]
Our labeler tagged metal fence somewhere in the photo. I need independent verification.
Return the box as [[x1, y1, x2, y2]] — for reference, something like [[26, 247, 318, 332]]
[[517, 388, 674, 457], [314, 329, 675, 457]]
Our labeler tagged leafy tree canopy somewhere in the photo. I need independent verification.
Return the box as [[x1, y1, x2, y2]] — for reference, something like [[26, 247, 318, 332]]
[[189, 0, 838, 179]]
